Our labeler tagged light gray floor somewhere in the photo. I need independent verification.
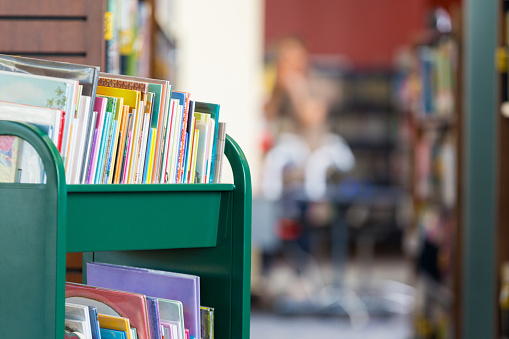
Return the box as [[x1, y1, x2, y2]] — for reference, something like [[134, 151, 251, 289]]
[[250, 254, 416, 338], [250, 311, 413, 339]]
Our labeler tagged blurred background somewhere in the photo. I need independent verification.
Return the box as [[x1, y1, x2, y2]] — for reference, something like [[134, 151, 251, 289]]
[[117, 0, 463, 337], [44, 0, 464, 337]]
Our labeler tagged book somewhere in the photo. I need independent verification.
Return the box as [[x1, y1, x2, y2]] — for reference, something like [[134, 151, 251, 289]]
[[66, 282, 151, 339], [87, 306, 102, 339], [100, 328, 128, 339], [65, 319, 88, 339], [171, 91, 191, 183], [0, 136, 20, 183], [200, 306, 214, 339], [0, 69, 78, 170], [98, 313, 132, 339], [0, 101, 65, 183], [194, 102, 220, 183], [88, 97, 108, 184], [68, 96, 92, 184], [146, 296, 163, 339], [87, 262, 201, 339], [0, 54, 99, 158], [212, 122, 226, 183], [80, 111, 98, 184], [193, 113, 211, 184], [158, 298, 185, 339], [65, 302, 94, 339]]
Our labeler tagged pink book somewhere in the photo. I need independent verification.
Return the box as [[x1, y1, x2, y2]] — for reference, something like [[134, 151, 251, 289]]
[[65, 282, 151, 339]]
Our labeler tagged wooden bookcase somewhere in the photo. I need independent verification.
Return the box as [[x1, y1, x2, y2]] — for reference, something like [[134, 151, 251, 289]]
[[0, 121, 252, 339]]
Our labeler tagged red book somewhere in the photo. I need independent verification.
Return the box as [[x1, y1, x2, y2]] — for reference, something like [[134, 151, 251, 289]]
[[65, 282, 151, 339]]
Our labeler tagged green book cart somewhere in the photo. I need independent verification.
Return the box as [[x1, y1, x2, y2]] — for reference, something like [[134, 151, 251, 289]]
[[0, 120, 252, 339]]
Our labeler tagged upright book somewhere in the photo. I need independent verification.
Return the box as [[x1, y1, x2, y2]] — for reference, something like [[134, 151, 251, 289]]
[[87, 262, 201, 339]]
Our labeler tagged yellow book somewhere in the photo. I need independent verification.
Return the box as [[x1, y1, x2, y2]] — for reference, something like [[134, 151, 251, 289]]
[[146, 128, 156, 183], [98, 313, 132, 339], [113, 106, 130, 184]]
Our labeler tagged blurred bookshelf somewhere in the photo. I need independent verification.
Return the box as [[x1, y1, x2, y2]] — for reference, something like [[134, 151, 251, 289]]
[[393, 7, 464, 338]]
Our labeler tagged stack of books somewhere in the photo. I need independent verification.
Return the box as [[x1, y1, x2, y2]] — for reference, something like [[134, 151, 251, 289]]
[[0, 54, 226, 184], [64, 262, 214, 339]]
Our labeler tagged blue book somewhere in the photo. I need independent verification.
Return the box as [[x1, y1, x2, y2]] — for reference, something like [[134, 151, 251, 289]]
[[100, 328, 126, 339], [95, 111, 113, 183], [87, 306, 102, 339], [146, 296, 163, 339]]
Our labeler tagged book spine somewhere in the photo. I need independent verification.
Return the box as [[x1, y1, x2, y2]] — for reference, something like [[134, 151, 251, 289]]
[[176, 96, 190, 183]]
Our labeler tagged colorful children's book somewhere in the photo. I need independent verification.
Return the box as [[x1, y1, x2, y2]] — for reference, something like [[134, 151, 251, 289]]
[[0, 69, 78, 170], [98, 313, 132, 339], [87, 97, 107, 184], [146, 296, 163, 339], [87, 262, 201, 339], [171, 91, 190, 183], [66, 282, 151, 339], [194, 102, 220, 183]]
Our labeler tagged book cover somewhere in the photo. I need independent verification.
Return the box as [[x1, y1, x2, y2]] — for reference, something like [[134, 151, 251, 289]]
[[0, 136, 20, 183], [80, 111, 98, 184], [68, 96, 91, 184], [193, 113, 211, 183], [65, 302, 93, 339], [160, 99, 178, 183], [194, 102, 220, 183], [146, 296, 163, 339], [0, 69, 78, 169], [158, 298, 185, 339], [113, 106, 130, 184], [200, 306, 214, 339], [100, 328, 128, 339], [212, 122, 226, 183], [87, 306, 102, 339], [171, 91, 190, 183], [87, 262, 201, 339], [88, 97, 108, 184], [96, 96, 118, 184], [65, 319, 87, 339], [98, 313, 131, 339], [0, 54, 99, 155], [136, 92, 154, 183], [66, 282, 151, 339], [183, 102, 196, 183]]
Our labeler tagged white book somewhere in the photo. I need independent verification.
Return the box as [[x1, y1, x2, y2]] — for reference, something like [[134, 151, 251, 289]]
[[204, 118, 215, 183], [67, 96, 91, 184], [65, 302, 93, 339], [161, 99, 178, 183], [80, 111, 97, 184], [129, 100, 145, 184]]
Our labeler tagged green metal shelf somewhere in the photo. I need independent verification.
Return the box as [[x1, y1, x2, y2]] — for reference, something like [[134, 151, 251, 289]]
[[0, 121, 252, 339]]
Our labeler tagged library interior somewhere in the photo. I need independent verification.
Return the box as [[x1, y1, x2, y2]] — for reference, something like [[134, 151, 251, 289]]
[[0, 0, 504, 338]]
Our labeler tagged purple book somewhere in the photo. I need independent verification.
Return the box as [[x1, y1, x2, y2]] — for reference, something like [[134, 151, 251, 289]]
[[87, 262, 200, 339], [146, 296, 163, 339]]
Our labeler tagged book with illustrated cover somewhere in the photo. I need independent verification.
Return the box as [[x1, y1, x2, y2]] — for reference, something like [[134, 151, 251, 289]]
[[0, 136, 20, 183], [98, 313, 132, 339], [158, 298, 185, 339], [0, 70, 78, 167], [194, 102, 220, 183], [193, 113, 211, 184], [65, 302, 94, 339], [87, 97, 108, 184], [170, 91, 190, 183], [87, 262, 200, 339], [66, 282, 151, 339], [65, 319, 88, 339]]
